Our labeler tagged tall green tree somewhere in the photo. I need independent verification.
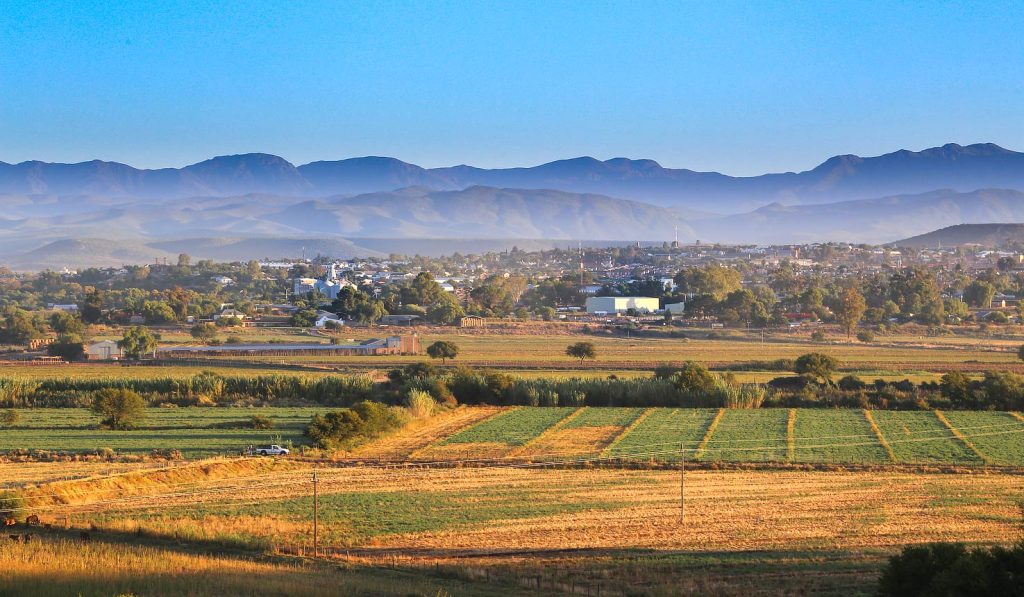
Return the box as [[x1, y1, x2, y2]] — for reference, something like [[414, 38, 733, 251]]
[[566, 341, 597, 364], [835, 287, 867, 338], [426, 340, 459, 364], [118, 326, 158, 360]]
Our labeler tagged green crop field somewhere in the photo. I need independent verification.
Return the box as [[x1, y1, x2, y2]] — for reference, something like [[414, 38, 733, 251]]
[[701, 409, 790, 462], [442, 407, 1024, 467], [939, 411, 1024, 466], [561, 407, 645, 428], [791, 410, 891, 464], [869, 411, 983, 464], [0, 407, 328, 458], [439, 407, 575, 445], [607, 408, 716, 461]]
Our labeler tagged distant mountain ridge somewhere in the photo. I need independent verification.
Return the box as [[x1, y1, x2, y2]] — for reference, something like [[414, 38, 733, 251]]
[[893, 223, 1024, 248], [3, 142, 1023, 211]]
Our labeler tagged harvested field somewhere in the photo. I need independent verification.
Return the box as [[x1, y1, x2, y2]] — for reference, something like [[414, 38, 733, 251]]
[[20, 464, 1021, 596]]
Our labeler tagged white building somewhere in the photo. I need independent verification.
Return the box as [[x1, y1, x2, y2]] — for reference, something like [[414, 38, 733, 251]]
[[86, 340, 122, 360], [585, 296, 660, 314], [664, 302, 686, 315]]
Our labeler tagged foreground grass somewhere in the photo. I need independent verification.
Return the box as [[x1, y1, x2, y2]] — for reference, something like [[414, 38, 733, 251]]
[[0, 534, 515, 597]]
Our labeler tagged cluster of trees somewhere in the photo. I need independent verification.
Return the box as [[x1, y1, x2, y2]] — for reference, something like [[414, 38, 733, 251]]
[[305, 401, 405, 451], [878, 541, 1024, 597]]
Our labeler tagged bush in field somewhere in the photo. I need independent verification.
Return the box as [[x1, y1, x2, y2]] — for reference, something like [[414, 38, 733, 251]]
[[653, 364, 678, 379], [672, 362, 718, 395], [225, 335, 243, 344], [404, 389, 436, 418], [856, 330, 875, 343], [0, 409, 17, 426], [48, 335, 86, 361], [810, 330, 826, 342], [249, 415, 274, 430], [837, 375, 866, 391], [794, 352, 838, 385], [191, 323, 219, 343], [565, 341, 597, 364], [877, 541, 1024, 597], [92, 388, 147, 430], [306, 401, 405, 451]]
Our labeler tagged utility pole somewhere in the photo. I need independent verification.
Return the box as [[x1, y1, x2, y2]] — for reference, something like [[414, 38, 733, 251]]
[[679, 441, 685, 524], [312, 469, 319, 557]]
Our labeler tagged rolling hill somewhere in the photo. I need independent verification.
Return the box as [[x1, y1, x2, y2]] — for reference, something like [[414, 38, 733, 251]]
[[892, 224, 1024, 248]]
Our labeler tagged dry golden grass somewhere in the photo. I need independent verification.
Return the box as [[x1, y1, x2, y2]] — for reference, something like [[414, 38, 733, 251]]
[[18, 457, 293, 510], [512, 425, 623, 459], [0, 534, 511, 597], [352, 406, 503, 460], [0, 461, 151, 489]]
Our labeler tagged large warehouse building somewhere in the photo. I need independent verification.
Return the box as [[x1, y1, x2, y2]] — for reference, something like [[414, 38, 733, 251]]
[[585, 296, 660, 314]]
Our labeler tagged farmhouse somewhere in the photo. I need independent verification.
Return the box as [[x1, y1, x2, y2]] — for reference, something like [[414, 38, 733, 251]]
[[585, 296, 660, 314]]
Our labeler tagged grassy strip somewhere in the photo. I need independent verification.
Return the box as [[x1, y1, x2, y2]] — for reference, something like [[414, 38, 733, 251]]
[[693, 408, 725, 460], [791, 410, 889, 464], [507, 408, 586, 456], [934, 410, 993, 465], [406, 408, 510, 459], [786, 409, 796, 463], [440, 407, 576, 446], [863, 410, 897, 463], [940, 411, 1024, 466], [870, 411, 982, 464], [562, 407, 645, 429], [600, 408, 654, 457]]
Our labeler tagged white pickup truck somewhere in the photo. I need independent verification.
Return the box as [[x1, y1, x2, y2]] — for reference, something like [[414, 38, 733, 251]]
[[246, 444, 290, 456]]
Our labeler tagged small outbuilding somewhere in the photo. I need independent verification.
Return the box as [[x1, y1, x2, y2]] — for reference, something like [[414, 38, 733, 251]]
[[86, 340, 122, 360]]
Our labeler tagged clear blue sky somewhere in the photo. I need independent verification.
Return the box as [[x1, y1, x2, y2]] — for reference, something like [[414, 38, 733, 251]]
[[1, 1, 1021, 175]]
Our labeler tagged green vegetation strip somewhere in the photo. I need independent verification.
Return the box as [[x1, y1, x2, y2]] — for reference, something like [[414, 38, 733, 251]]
[[863, 410, 897, 462], [440, 407, 576, 446], [0, 407, 326, 457], [702, 409, 789, 462], [561, 407, 645, 429], [96, 485, 620, 548], [870, 411, 983, 465], [693, 408, 725, 460], [940, 411, 1024, 466], [609, 408, 717, 462], [792, 410, 890, 464]]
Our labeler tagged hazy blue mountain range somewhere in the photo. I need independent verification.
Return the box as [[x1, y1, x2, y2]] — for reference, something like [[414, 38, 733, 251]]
[[892, 223, 1024, 248], [692, 188, 1024, 245], [3, 143, 1024, 211], [4, 186, 1024, 269]]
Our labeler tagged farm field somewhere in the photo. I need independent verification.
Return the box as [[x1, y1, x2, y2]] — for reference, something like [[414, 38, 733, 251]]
[[409, 407, 1024, 467], [5, 406, 1024, 466], [16, 462, 1023, 596], [77, 327, 1023, 372], [0, 407, 328, 458]]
